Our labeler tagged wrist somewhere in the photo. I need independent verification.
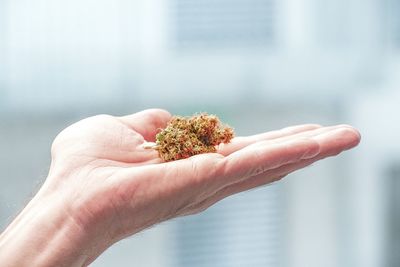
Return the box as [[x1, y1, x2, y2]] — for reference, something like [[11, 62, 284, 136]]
[[0, 181, 99, 267]]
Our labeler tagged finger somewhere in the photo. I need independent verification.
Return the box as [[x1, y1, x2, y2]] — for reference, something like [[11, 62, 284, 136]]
[[117, 136, 318, 212], [125, 135, 320, 200], [219, 137, 321, 184], [118, 109, 172, 142], [221, 126, 361, 195], [217, 124, 355, 156], [116, 125, 358, 218], [218, 124, 322, 156], [182, 126, 361, 215], [144, 124, 353, 166]]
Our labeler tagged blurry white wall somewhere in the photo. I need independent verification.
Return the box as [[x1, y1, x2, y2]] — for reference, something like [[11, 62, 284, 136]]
[[0, 0, 387, 111], [349, 63, 400, 267]]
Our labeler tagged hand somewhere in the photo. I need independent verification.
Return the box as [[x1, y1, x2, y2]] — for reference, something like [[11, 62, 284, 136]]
[[0, 109, 361, 267]]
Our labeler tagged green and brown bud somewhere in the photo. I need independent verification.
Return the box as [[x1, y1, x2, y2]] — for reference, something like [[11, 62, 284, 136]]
[[154, 113, 234, 162]]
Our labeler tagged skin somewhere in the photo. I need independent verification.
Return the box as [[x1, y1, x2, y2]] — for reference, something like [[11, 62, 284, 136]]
[[0, 109, 361, 267]]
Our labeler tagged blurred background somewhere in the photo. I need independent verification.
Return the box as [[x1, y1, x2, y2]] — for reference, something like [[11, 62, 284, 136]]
[[0, 0, 399, 266]]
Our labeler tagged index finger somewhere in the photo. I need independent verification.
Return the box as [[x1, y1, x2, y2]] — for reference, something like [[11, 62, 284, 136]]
[[218, 137, 320, 184]]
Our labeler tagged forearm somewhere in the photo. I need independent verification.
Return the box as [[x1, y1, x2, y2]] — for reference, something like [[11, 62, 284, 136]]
[[0, 185, 92, 267]]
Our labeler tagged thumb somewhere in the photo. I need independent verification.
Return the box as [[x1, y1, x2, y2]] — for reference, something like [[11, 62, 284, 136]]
[[118, 109, 172, 142]]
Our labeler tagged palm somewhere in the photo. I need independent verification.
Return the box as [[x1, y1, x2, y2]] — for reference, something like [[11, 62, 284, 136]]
[[47, 109, 360, 246]]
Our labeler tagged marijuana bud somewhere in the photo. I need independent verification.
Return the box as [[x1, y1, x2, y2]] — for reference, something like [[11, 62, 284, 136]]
[[154, 113, 234, 161]]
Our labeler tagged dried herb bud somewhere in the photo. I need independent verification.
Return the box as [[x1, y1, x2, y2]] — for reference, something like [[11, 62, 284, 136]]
[[155, 113, 234, 161]]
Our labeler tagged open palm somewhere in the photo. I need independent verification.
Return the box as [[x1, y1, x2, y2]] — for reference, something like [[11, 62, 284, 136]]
[[43, 109, 360, 265]]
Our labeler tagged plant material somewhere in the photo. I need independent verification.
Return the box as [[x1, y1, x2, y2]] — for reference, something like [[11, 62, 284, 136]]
[[153, 113, 234, 162]]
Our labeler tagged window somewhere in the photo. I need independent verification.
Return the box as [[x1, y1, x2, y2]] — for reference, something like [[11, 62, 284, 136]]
[[174, 184, 282, 267], [171, 0, 276, 48], [389, 0, 400, 47], [387, 161, 400, 267]]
